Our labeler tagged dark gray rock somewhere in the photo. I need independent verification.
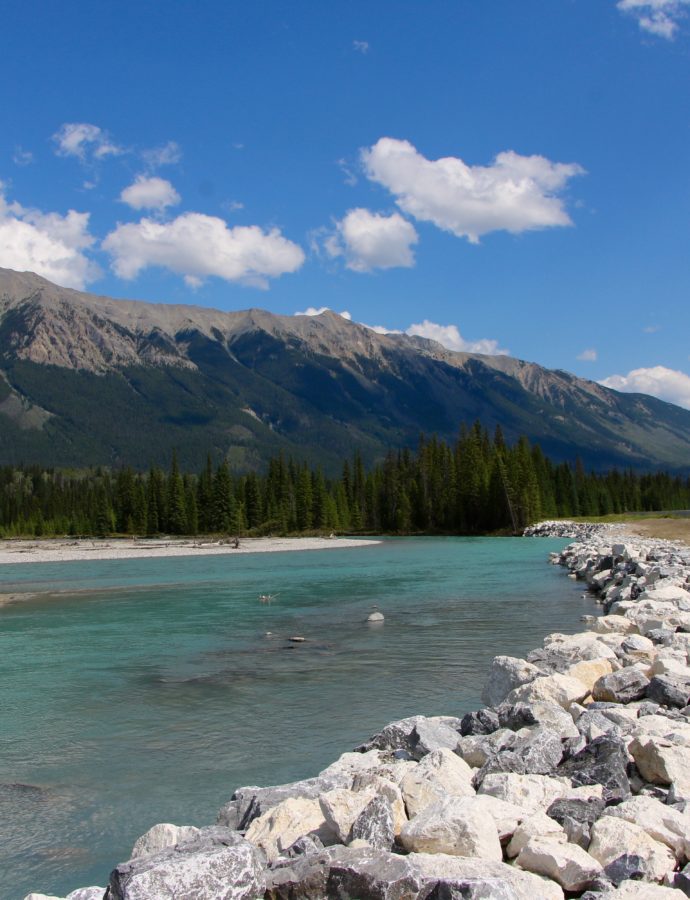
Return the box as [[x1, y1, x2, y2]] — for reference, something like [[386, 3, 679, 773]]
[[350, 795, 395, 850], [265, 849, 331, 900], [636, 700, 661, 717], [647, 628, 678, 645], [474, 726, 564, 781], [556, 736, 631, 804], [459, 708, 500, 736], [647, 674, 690, 708], [325, 846, 425, 899], [107, 827, 266, 900], [423, 880, 516, 899], [674, 861, 690, 897], [602, 852, 655, 886], [281, 834, 324, 858], [592, 669, 650, 703], [547, 797, 606, 828], [495, 703, 539, 731]]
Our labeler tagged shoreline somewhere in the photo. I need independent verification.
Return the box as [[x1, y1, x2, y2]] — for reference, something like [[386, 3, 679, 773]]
[[0, 534, 380, 567], [22, 522, 690, 898]]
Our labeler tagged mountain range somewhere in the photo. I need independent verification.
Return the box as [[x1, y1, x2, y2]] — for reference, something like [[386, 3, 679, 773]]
[[1, 267, 689, 474]]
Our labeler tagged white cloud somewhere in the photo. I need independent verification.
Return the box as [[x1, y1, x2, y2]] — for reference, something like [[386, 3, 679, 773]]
[[643, 324, 661, 333], [13, 146, 34, 166], [353, 40, 369, 53], [577, 348, 598, 361], [103, 213, 305, 288], [141, 140, 182, 168], [0, 185, 98, 289], [120, 176, 181, 211], [325, 207, 419, 272], [406, 320, 509, 355], [295, 306, 352, 319], [617, 0, 689, 38], [600, 365, 690, 409], [337, 158, 358, 187], [361, 137, 584, 243], [53, 123, 123, 161]]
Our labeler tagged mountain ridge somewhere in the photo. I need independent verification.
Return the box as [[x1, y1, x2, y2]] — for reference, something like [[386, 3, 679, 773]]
[[1, 267, 689, 473]]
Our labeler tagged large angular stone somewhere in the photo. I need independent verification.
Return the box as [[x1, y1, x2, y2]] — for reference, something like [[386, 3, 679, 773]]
[[515, 837, 602, 892], [244, 796, 336, 861], [455, 728, 516, 768], [602, 795, 690, 860], [130, 823, 200, 859], [108, 827, 266, 900], [556, 735, 631, 803], [474, 726, 564, 780], [592, 668, 650, 703], [588, 816, 676, 884], [319, 788, 376, 844], [506, 812, 566, 858], [459, 707, 500, 736], [545, 796, 605, 849], [350, 795, 395, 850], [564, 657, 615, 691], [606, 881, 690, 898], [356, 716, 463, 757], [481, 656, 543, 707], [227, 773, 348, 830], [351, 772, 407, 835], [647, 675, 690, 709], [504, 673, 589, 710], [400, 747, 475, 818], [629, 737, 690, 802], [477, 772, 570, 815], [399, 796, 502, 859]]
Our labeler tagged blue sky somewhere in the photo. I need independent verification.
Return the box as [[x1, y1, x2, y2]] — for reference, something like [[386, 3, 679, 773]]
[[2, 1, 690, 406]]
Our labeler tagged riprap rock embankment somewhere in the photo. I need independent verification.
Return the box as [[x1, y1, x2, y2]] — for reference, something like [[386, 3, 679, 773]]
[[27, 522, 690, 900]]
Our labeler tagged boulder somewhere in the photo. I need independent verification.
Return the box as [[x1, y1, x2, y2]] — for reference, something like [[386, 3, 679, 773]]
[[497, 700, 580, 739], [606, 882, 690, 898], [108, 827, 266, 900], [356, 716, 463, 757], [477, 773, 571, 815], [351, 772, 407, 835], [602, 795, 690, 860], [648, 675, 690, 709], [228, 773, 347, 830], [459, 707, 500, 736], [455, 728, 516, 768], [556, 735, 631, 803], [319, 788, 376, 844], [504, 673, 589, 710], [506, 811, 566, 858], [564, 658, 615, 692], [400, 747, 475, 818], [399, 796, 502, 860], [629, 737, 690, 802], [130, 823, 201, 859], [481, 656, 543, 707], [592, 668, 650, 703], [468, 794, 526, 842], [244, 796, 336, 861], [546, 796, 606, 849], [515, 837, 603, 892], [588, 816, 676, 884], [350, 795, 395, 850], [409, 718, 462, 759]]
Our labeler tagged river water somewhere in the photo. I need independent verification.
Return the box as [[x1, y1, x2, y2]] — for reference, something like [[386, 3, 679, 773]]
[[0, 536, 598, 899]]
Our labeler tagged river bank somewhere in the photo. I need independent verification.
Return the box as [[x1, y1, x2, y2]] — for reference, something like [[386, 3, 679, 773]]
[[23, 523, 690, 899]]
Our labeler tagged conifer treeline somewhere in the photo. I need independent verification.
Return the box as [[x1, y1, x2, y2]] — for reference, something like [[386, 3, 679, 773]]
[[1, 424, 689, 538]]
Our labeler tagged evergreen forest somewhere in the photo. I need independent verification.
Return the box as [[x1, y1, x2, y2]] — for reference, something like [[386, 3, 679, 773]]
[[1, 424, 689, 539]]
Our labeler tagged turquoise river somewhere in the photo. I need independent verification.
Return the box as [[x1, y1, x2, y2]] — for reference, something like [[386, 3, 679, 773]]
[[0, 536, 599, 900]]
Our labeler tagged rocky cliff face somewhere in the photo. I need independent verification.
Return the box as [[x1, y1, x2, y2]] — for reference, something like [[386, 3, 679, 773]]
[[1, 266, 690, 472]]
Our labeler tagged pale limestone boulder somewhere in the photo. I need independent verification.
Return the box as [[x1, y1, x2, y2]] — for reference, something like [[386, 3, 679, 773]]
[[505, 673, 589, 710], [399, 796, 502, 860], [564, 658, 614, 692], [629, 737, 690, 801], [130, 823, 201, 859], [588, 615, 639, 635], [319, 788, 376, 843], [351, 772, 407, 835], [470, 794, 527, 841], [477, 773, 571, 815], [632, 714, 690, 744], [244, 795, 335, 861], [525, 701, 581, 739], [23, 895, 62, 900], [400, 747, 474, 818], [603, 795, 690, 860], [319, 749, 407, 785], [515, 836, 603, 892], [409, 853, 565, 900], [481, 655, 542, 706], [589, 816, 676, 883], [542, 632, 618, 661], [506, 812, 567, 858], [455, 728, 516, 767], [607, 881, 690, 898], [651, 656, 690, 678]]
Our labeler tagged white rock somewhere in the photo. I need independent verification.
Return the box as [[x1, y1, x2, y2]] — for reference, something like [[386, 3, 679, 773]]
[[409, 853, 565, 900], [515, 836, 603, 892], [244, 795, 335, 861], [351, 772, 407, 835], [131, 822, 201, 859], [319, 788, 376, 843], [629, 737, 690, 802], [603, 795, 690, 860], [477, 773, 571, 815], [588, 615, 639, 635], [400, 747, 475, 818], [589, 816, 676, 883], [507, 812, 567, 858], [607, 881, 689, 898], [470, 794, 527, 841], [481, 655, 543, 706], [505, 672, 589, 710], [399, 796, 502, 860]]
